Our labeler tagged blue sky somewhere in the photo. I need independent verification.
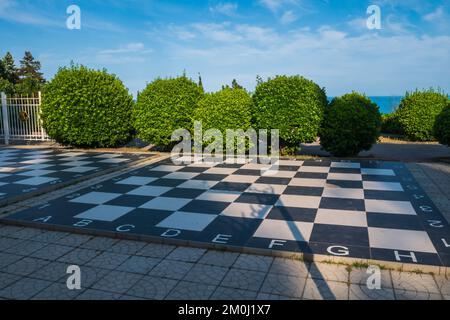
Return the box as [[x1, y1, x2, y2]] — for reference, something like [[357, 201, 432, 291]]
[[1, 0, 449, 96]]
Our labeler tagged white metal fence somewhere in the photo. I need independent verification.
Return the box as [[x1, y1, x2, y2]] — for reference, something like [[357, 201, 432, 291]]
[[0, 91, 50, 144]]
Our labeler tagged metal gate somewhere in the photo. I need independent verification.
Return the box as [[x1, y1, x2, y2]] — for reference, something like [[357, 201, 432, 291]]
[[0, 92, 50, 144]]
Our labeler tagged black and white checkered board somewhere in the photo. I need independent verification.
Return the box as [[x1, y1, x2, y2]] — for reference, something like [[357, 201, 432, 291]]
[[3, 157, 450, 267], [0, 148, 150, 205]]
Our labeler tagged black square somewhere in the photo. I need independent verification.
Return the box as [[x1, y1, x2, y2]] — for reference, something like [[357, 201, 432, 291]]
[[275, 165, 301, 171], [161, 188, 205, 199], [266, 206, 316, 222], [234, 169, 261, 176], [235, 193, 279, 205], [284, 186, 323, 197], [192, 173, 228, 181], [362, 175, 399, 182], [215, 163, 243, 169], [367, 213, 423, 230], [212, 182, 251, 192], [149, 178, 185, 187], [105, 195, 152, 207], [310, 224, 369, 247], [295, 172, 328, 179], [255, 177, 291, 185], [177, 166, 209, 173], [200, 216, 262, 246], [326, 180, 363, 189], [364, 190, 410, 201], [329, 167, 361, 174], [180, 200, 229, 214], [320, 197, 365, 211], [302, 160, 331, 167]]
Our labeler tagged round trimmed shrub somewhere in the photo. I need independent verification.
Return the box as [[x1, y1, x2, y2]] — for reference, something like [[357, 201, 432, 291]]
[[396, 90, 449, 141], [434, 105, 450, 146], [381, 112, 403, 135], [252, 75, 327, 154], [319, 92, 382, 157], [41, 65, 134, 148], [193, 87, 252, 136], [134, 76, 203, 148]]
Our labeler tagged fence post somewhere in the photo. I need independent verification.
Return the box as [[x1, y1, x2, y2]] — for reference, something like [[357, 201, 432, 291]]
[[38, 91, 45, 141], [1, 92, 9, 145]]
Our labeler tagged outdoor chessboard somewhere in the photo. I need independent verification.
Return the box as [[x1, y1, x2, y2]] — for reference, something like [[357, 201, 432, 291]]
[[0, 148, 150, 205], [3, 157, 449, 267]]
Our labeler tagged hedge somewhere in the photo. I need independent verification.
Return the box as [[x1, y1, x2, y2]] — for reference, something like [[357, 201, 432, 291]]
[[41, 65, 134, 147], [319, 92, 381, 157], [434, 104, 450, 146]]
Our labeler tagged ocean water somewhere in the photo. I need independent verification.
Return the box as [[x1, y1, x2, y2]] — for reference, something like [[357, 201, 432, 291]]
[[328, 96, 403, 114]]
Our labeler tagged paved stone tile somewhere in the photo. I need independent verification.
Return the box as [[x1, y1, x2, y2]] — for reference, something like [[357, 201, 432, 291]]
[[30, 244, 74, 261], [349, 284, 395, 300], [391, 271, 440, 294], [303, 279, 349, 300], [77, 266, 110, 289], [7, 228, 46, 240], [81, 237, 119, 251], [92, 270, 143, 294], [0, 226, 24, 238], [0, 252, 24, 269], [29, 261, 69, 282], [308, 263, 349, 283], [32, 231, 69, 244], [149, 260, 194, 280], [166, 247, 207, 263], [0, 238, 25, 252], [0, 273, 20, 290], [166, 281, 216, 300], [116, 256, 161, 274], [59, 234, 92, 247], [260, 273, 306, 298], [126, 276, 178, 299], [57, 248, 100, 265], [76, 289, 122, 300], [269, 258, 310, 277], [210, 287, 258, 300], [233, 254, 273, 272], [349, 268, 393, 288], [256, 293, 296, 300], [394, 289, 442, 300], [199, 250, 239, 267], [433, 275, 450, 296], [86, 252, 130, 270], [221, 269, 266, 291], [4, 240, 47, 256], [2, 257, 50, 276], [32, 282, 84, 300], [183, 264, 228, 286], [0, 277, 52, 299], [136, 243, 176, 258], [118, 295, 145, 300], [108, 240, 147, 255]]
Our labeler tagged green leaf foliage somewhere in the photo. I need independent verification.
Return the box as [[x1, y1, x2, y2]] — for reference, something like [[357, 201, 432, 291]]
[[396, 90, 449, 141], [434, 104, 450, 146], [319, 92, 382, 157], [41, 65, 134, 148], [252, 75, 327, 154], [381, 112, 403, 135], [134, 76, 203, 148]]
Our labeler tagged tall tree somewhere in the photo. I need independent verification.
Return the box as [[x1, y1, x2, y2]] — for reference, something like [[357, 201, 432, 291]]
[[198, 72, 204, 91], [231, 79, 243, 90], [2, 52, 19, 84], [0, 59, 5, 79], [19, 51, 45, 83]]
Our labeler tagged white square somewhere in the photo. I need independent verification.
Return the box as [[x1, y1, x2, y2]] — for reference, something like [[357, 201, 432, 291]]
[[56, 152, 87, 157], [363, 181, 404, 191], [275, 160, 304, 166], [298, 166, 330, 173], [127, 185, 172, 197], [116, 176, 157, 186], [368, 227, 437, 253], [140, 197, 191, 211], [62, 166, 98, 173], [60, 156, 89, 162], [322, 188, 364, 199], [17, 169, 56, 177], [245, 183, 287, 195], [289, 178, 326, 187], [275, 195, 321, 209], [220, 203, 272, 219], [21, 164, 53, 170], [203, 167, 237, 175], [196, 190, 242, 202], [361, 168, 395, 176], [0, 167, 17, 173], [156, 211, 217, 231], [222, 175, 259, 184], [177, 180, 218, 190], [99, 158, 128, 164], [241, 163, 271, 170], [23, 154, 52, 160], [331, 162, 361, 169], [150, 165, 183, 172], [94, 153, 122, 158], [187, 162, 216, 168], [253, 219, 313, 242], [163, 172, 200, 180], [74, 205, 133, 222], [61, 161, 94, 167], [14, 176, 58, 186], [327, 173, 362, 181], [70, 192, 121, 205], [314, 209, 367, 227], [20, 158, 51, 165], [262, 170, 296, 178], [365, 200, 416, 215]]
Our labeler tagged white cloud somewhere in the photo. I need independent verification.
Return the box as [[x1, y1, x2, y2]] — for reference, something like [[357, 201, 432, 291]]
[[280, 10, 297, 24], [0, 0, 60, 27], [209, 2, 238, 16], [259, 0, 299, 12], [99, 43, 151, 55]]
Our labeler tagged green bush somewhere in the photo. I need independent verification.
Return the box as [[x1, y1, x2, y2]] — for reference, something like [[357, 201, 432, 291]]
[[41, 65, 134, 147], [193, 87, 252, 146], [319, 92, 382, 157], [434, 105, 450, 146], [396, 90, 449, 141], [134, 76, 203, 148], [252, 75, 327, 154], [381, 112, 403, 135]]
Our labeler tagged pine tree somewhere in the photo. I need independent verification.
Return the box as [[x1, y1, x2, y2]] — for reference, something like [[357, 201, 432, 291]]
[[0, 60, 5, 79], [2, 52, 19, 84], [19, 51, 45, 83], [198, 73, 204, 91], [231, 79, 243, 90]]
